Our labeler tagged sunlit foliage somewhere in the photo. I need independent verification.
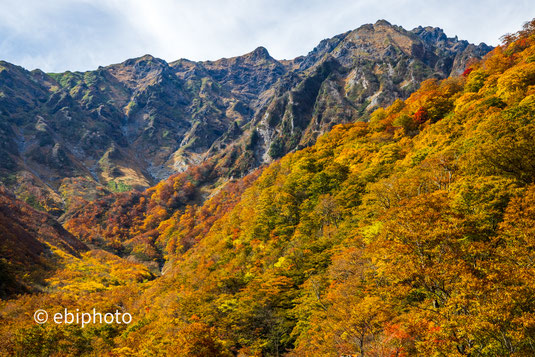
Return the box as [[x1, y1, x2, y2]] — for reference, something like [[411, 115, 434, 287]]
[[3, 19, 535, 356]]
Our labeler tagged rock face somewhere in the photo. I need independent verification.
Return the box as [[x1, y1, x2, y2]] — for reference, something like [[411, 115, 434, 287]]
[[0, 20, 492, 213]]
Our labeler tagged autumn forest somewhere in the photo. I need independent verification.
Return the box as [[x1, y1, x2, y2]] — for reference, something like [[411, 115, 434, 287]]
[[1, 17, 535, 357]]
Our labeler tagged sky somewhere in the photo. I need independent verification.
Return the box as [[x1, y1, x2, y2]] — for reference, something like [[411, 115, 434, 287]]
[[0, 0, 533, 73]]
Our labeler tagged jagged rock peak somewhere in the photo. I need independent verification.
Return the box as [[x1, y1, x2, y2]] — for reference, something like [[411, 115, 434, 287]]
[[374, 19, 392, 27], [250, 46, 271, 58], [411, 26, 449, 44], [237, 46, 274, 63], [121, 54, 168, 68]]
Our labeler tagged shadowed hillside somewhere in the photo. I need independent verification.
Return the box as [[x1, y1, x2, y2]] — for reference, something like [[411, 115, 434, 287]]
[[0, 186, 87, 298]]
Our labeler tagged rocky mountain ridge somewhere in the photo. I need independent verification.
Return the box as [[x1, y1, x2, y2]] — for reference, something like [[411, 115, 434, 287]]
[[0, 20, 492, 214]]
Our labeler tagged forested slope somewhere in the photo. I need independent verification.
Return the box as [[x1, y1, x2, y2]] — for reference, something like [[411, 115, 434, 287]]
[[115, 19, 535, 356], [2, 19, 535, 357]]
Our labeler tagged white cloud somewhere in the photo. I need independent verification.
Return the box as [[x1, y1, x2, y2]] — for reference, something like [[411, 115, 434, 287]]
[[0, 0, 533, 72]]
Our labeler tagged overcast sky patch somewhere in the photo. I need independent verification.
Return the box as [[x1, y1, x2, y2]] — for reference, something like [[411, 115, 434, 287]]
[[0, 0, 533, 72]]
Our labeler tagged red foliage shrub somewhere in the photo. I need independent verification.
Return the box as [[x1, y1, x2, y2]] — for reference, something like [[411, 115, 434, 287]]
[[413, 107, 429, 124]]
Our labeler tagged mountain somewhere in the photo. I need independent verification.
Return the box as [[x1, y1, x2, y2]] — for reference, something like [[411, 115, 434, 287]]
[[207, 20, 492, 176], [71, 20, 535, 355], [1, 18, 535, 357], [2, 18, 534, 356], [0, 20, 491, 215]]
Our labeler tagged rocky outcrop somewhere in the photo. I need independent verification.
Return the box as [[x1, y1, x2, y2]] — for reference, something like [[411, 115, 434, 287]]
[[208, 21, 493, 175]]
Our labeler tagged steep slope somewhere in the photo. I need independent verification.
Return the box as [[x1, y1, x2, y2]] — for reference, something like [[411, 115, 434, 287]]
[[62, 161, 259, 268], [0, 186, 87, 298], [58, 23, 493, 266], [207, 20, 491, 174], [54, 19, 535, 356], [0, 21, 491, 215], [1, 18, 534, 357]]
